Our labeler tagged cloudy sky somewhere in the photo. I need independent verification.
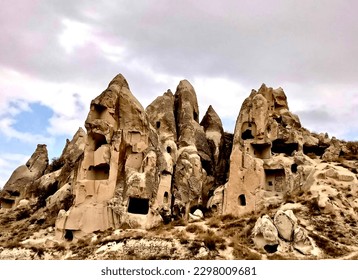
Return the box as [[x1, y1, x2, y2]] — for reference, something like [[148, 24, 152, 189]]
[[0, 0, 357, 187]]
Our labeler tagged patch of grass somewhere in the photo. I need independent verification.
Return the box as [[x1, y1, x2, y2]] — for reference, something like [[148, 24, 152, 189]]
[[266, 253, 298, 260], [149, 223, 174, 235], [221, 214, 238, 223], [232, 243, 261, 260], [206, 216, 221, 228], [309, 232, 349, 258]]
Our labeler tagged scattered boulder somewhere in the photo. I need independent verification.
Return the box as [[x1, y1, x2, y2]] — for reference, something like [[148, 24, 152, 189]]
[[293, 226, 315, 255], [253, 210, 319, 256], [252, 215, 279, 253], [273, 210, 297, 241]]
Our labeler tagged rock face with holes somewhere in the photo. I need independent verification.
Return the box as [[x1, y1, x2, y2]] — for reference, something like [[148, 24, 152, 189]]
[[55, 74, 167, 239], [2, 73, 358, 249], [51, 78, 358, 238], [208, 84, 342, 217], [0, 144, 49, 209], [54, 76, 223, 238]]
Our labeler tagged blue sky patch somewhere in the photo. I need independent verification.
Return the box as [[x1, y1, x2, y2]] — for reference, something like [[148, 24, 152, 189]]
[[12, 102, 53, 135]]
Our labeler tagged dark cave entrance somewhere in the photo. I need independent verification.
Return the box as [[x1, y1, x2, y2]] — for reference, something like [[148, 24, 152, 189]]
[[64, 230, 73, 241], [127, 197, 150, 215], [163, 192, 169, 204], [264, 244, 278, 254], [303, 145, 327, 157], [156, 121, 161, 129], [271, 139, 298, 156], [238, 194, 246, 206], [291, 163, 298, 173]]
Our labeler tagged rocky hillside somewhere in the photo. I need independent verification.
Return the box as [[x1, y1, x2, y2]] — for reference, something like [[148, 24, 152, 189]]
[[0, 74, 357, 260]]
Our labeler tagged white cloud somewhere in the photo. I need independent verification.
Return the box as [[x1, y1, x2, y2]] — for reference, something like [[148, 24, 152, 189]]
[[58, 18, 93, 54], [0, 67, 99, 138], [192, 77, 247, 121], [0, 117, 53, 144]]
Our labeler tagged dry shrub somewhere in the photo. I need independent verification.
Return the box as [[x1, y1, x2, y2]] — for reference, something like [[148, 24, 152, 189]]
[[174, 230, 189, 244], [206, 216, 221, 228], [188, 241, 202, 255], [195, 229, 226, 251], [185, 224, 205, 234]]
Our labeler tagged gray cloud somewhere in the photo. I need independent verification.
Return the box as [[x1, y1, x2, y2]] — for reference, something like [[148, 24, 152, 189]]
[[0, 0, 357, 140], [2, 0, 358, 86]]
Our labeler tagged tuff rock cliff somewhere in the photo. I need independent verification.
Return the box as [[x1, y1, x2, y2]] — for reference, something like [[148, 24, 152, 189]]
[[1, 74, 357, 259]]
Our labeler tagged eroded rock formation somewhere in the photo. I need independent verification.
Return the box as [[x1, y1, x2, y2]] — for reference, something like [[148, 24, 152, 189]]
[[207, 84, 357, 218], [1, 74, 357, 247], [0, 144, 48, 208]]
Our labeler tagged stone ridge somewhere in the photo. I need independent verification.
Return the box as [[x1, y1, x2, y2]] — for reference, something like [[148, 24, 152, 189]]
[[0, 74, 357, 244]]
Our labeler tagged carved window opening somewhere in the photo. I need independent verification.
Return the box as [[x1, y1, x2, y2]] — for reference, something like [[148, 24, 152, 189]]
[[7, 190, 20, 197], [64, 230, 73, 241], [291, 163, 298, 173], [190, 205, 204, 214], [156, 121, 161, 129], [265, 169, 286, 192], [166, 146, 172, 154], [271, 140, 298, 156], [251, 143, 271, 159], [241, 122, 256, 140], [238, 194, 246, 206], [127, 197, 149, 215], [93, 104, 106, 119], [242, 129, 254, 140], [303, 145, 326, 157], [87, 163, 110, 180], [163, 192, 169, 204], [0, 198, 15, 209], [89, 132, 107, 151]]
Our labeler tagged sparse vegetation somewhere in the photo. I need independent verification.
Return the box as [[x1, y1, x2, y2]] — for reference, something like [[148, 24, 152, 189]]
[[200, 230, 226, 251], [48, 157, 65, 172], [185, 224, 205, 234]]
